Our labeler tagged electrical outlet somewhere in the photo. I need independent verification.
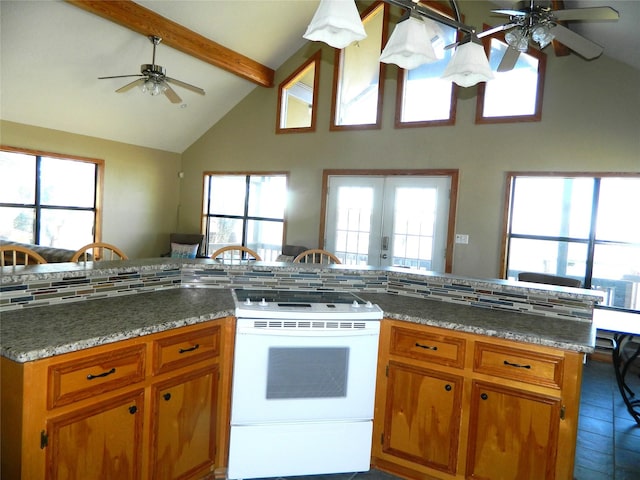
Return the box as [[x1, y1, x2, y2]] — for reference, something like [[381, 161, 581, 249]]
[[455, 234, 469, 244]]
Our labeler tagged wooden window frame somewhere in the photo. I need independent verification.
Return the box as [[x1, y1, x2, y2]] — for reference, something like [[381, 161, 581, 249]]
[[0, 145, 104, 245], [276, 50, 321, 134], [330, 1, 389, 132]]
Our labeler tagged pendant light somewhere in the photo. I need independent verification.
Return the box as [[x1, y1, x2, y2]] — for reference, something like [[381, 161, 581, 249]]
[[303, 0, 367, 49], [441, 33, 494, 87], [379, 14, 439, 70]]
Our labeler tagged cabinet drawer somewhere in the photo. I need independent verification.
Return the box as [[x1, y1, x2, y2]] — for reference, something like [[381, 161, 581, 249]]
[[48, 344, 145, 409], [473, 342, 564, 389], [389, 325, 465, 369], [153, 325, 220, 375]]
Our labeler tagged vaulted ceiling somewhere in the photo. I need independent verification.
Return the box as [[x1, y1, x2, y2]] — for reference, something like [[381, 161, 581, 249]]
[[1, 0, 637, 154]]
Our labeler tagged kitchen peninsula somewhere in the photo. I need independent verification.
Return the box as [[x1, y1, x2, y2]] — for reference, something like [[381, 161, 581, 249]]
[[1, 258, 601, 480]]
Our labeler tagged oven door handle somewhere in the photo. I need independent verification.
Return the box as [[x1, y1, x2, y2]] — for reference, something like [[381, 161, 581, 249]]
[[236, 327, 379, 337]]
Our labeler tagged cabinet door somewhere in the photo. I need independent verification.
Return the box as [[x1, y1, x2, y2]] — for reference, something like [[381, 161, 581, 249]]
[[466, 381, 561, 480], [382, 361, 463, 474], [150, 365, 219, 480], [46, 390, 144, 480]]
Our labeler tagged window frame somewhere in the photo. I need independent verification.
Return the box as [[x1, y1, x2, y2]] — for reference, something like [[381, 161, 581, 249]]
[[0, 145, 104, 246], [500, 171, 640, 311], [201, 171, 289, 259], [394, 1, 460, 128], [330, 1, 389, 132], [276, 50, 321, 134], [476, 26, 547, 124]]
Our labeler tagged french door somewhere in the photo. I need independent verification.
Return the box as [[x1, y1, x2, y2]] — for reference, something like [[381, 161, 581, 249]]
[[324, 175, 452, 271]]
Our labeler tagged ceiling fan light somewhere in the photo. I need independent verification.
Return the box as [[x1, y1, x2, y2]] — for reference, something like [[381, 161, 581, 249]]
[[441, 36, 494, 87], [380, 15, 438, 70], [532, 25, 554, 48], [141, 79, 154, 94], [303, 0, 366, 49]]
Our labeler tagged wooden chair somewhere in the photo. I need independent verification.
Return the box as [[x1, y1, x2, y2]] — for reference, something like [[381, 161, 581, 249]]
[[71, 242, 128, 262], [0, 245, 48, 266], [211, 245, 262, 262], [293, 249, 341, 264]]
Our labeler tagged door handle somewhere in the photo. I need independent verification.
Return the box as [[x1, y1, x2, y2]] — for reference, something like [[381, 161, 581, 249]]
[[381, 254, 388, 259]]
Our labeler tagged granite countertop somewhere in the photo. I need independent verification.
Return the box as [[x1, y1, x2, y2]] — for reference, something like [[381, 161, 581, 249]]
[[0, 289, 596, 363]]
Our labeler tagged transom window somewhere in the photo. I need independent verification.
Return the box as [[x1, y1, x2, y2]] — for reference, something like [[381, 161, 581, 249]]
[[502, 173, 640, 311], [0, 147, 102, 249], [202, 173, 288, 261]]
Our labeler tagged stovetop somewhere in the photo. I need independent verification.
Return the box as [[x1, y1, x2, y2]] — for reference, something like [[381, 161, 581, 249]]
[[233, 289, 383, 320]]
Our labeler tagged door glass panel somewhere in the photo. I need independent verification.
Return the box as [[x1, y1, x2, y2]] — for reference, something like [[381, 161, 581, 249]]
[[267, 347, 349, 399], [40, 157, 96, 207], [334, 185, 375, 265], [392, 187, 437, 270]]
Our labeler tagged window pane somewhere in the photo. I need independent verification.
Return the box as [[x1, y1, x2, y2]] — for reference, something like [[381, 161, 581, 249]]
[[334, 3, 384, 126], [511, 177, 593, 238], [507, 238, 587, 279], [596, 178, 640, 243], [399, 22, 456, 123], [40, 209, 94, 249], [0, 151, 35, 204], [592, 243, 640, 309], [40, 158, 96, 207], [482, 39, 540, 118], [334, 186, 374, 264], [206, 217, 243, 251], [247, 219, 284, 261], [248, 176, 287, 218], [209, 176, 246, 216], [0, 207, 35, 242]]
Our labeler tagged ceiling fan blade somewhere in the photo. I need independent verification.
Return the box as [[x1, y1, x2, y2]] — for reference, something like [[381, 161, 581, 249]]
[[115, 78, 146, 93], [550, 23, 604, 59], [497, 47, 521, 72], [165, 77, 205, 96], [552, 6, 619, 22], [163, 82, 182, 104], [98, 74, 143, 80], [491, 9, 527, 16]]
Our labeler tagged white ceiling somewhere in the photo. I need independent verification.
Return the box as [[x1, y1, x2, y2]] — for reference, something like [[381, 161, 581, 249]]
[[1, 0, 637, 154]]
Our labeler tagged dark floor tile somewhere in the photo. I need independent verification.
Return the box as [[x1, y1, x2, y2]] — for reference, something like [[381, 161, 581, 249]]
[[614, 447, 640, 472], [614, 466, 640, 480], [573, 464, 613, 480]]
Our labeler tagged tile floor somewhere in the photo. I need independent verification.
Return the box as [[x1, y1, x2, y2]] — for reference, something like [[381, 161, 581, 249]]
[[235, 359, 639, 480]]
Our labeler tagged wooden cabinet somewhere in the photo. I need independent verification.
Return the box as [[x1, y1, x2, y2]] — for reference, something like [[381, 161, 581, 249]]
[[372, 319, 584, 480], [1, 317, 234, 480]]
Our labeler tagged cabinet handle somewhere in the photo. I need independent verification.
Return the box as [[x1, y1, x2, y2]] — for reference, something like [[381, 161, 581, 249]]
[[503, 360, 531, 369], [415, 342, 438, 351], [129, 405, 137, 414], [179, 344, 200, 354], [163, 392, 171, 401], [86, 367, 116, 380], [481, 393, 488, 400], [445, 384, 452, 391]]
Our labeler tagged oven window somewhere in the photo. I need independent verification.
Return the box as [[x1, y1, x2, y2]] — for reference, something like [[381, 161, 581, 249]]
[[266, 347, 349, 399]]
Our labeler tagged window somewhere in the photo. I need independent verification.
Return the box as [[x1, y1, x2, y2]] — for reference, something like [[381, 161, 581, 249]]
[[502, 173, 640, 310], [276, 50, 321, 133], [202, 173, 288, 261], [395, 5, 459, 127], [476, 30, 546, 123], [321, 170, 458, 272], [0, 147, 103, 249], [331, 1, 388, 130]]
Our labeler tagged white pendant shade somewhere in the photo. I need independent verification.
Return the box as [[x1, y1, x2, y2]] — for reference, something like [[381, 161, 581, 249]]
[[441, 39, 494, 87], [303, 0, 367, 49], [380, 16, 438, 70]]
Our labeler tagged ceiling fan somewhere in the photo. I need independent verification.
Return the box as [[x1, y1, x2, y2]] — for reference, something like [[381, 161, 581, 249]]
[[479, 0, 619, 72], [99, 35, 205, 104]]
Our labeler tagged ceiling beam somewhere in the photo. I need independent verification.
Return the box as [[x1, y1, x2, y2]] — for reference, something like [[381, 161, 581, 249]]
[[66, 0, 274, 87]]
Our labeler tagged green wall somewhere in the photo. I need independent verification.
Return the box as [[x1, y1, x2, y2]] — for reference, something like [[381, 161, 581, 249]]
[[0, 120, 182, 258], [180, 1, 640, 279]]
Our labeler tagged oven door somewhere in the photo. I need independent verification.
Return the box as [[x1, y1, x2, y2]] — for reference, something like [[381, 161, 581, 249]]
[[230, 320, 380, 424]]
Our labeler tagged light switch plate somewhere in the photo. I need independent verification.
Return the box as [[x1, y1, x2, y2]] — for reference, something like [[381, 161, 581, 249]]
[[455, 234, 469, 244]]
